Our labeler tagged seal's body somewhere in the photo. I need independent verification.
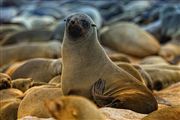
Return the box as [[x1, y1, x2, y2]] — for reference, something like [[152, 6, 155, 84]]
[[61, 13, 157, 114], [10, 58, 62, 83]]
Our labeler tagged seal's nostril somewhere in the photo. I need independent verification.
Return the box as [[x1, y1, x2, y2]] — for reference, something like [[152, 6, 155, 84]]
[[71, 20, 75, 24]]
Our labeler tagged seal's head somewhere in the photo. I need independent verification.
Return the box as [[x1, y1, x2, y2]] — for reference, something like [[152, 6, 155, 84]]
[[64, 13, 96, 40], [0, 73, 12, 90]]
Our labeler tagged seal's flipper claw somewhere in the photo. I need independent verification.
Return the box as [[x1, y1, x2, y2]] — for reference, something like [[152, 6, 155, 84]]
[[91, 79, 114, 107]]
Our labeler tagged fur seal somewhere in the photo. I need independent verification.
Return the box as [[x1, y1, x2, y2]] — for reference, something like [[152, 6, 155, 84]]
[[141, 65, 180, 90], [45, 96, 105, 120], [0, 24, 25, 45], [61, 13, 157, 114], [10, 58, 62, 83], [115, 63, 146, 85], [132, 65, 154, 90], [159, 39, 180, 63], [0, 73, 12, 90], [0, 98, 21, 120], [5, 62, 25, 76], [140, 56, 169, 65], [108, 53, 131, 63], [11, 78, 33, 92], [0, 88, 23, 101], [142, 105, 180, 120], [170, 56, 180, 65], [100, 22, 160, 57], [18, 86, 63, 118], [1, 29, 52, 46], [49, 75, 61, 84], [0, 41, 61, 66]]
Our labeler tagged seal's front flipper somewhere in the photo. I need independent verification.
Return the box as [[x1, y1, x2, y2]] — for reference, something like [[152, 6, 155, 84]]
[[91, 79, 114, 107]]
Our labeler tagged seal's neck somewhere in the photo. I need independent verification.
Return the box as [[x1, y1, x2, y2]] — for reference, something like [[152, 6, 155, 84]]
[[62, 30, 110, 72]]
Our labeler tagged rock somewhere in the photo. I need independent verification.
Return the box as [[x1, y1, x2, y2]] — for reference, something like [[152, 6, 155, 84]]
[[143, 20, 161, 41], [50, 20, 65, 42], [125, 1, 152, 13], [93, 1, 124, 21], [105, 0, 152, 25], [72, 6, 103, 29], [25, 5, 65, 20], [160, 5, 180, 38], [19, 116, 55, 120], [142, 105, 180, 120], [100, 107, 147, 120], [0, 7, 18, 23], [155, 82, 180, 106], [11, 15, 55, 29]]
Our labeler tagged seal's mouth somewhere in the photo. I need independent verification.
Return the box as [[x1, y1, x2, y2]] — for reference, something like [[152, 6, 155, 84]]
[[68, 24, 84, 38], [68, 20, 85, 38], [0, 80, 11, 90]]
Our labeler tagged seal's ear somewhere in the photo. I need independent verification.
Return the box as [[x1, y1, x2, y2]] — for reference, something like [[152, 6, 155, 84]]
[[91, 24, 96, 27]]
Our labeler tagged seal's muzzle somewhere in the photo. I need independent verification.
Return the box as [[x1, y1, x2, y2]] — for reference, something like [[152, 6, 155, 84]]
[[68, 20, 84, 38]]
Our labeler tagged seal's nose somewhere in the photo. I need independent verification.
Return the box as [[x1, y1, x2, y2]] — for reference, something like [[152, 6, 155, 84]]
[[70, 19, 80, 26], [71, 20, 75, 24], [68, 19, 83, 39]]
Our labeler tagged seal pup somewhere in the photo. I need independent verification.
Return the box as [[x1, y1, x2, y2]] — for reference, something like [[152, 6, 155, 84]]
[[0, 73, 12, 90], [61, 13, 157, 114], [18, 86, 63, 118], [11, 78, 33, 92], [45, 96, 105, 120]]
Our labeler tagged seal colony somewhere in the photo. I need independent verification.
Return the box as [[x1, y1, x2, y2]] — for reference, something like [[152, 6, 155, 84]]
[[61, 13, 157, 114]]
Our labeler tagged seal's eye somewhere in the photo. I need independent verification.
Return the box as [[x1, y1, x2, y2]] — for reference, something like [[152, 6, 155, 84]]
[[64, 18, 71, 23], [81, 19, 90, 28], [91, 24, 96, 27]]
